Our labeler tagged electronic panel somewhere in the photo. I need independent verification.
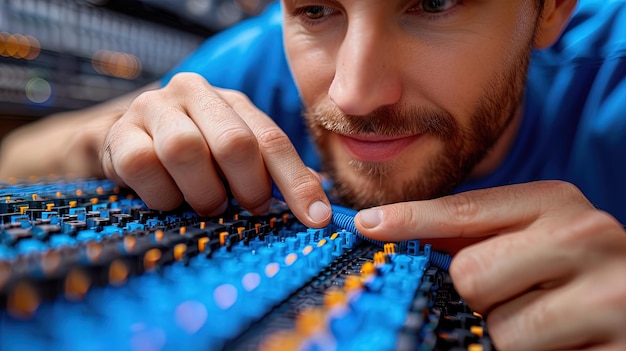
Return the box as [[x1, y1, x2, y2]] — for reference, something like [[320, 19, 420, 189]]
[[0, 178, 494, 350]]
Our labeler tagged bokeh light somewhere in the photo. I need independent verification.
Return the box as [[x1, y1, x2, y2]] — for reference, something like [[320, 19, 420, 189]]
[[25, 77, 52, 104], [0, 32, 41, 60]]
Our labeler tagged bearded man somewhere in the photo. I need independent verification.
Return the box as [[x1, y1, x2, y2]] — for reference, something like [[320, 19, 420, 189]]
[[1, 1, 625, 349]]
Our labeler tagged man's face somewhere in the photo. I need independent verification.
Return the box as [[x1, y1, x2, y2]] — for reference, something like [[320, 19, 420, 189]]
[[282, 0, 540, 209]]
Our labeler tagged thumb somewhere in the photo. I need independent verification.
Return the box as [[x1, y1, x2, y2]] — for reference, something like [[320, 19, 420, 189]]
[[354, 181, 590, 242], [352, 184, 551, 249], [353, 198, 488, 254]]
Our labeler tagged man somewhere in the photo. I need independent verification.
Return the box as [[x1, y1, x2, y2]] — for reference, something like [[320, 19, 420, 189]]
[[1, 0, 625, 349]]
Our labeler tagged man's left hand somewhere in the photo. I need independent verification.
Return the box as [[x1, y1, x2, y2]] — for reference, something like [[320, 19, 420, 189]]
[[354, 180, 626, 350]]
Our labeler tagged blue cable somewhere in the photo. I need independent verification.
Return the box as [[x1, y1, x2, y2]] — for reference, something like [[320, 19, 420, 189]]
[[272, 184, 453, 271], [330, 204, 452, 272]]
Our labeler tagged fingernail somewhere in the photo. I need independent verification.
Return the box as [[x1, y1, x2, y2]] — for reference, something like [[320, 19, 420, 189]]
[[358, 209, 382, 229], [308, 201, 331, 223]]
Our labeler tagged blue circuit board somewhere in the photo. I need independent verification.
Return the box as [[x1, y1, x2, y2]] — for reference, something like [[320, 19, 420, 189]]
[[0, 179, 493, 351]]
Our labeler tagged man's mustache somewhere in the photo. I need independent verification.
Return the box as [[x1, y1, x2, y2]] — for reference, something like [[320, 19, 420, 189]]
[[304, 103, 457, 139]]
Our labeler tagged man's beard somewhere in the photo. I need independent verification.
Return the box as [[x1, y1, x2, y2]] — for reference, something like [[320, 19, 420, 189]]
[[304, 49, 532, 210]]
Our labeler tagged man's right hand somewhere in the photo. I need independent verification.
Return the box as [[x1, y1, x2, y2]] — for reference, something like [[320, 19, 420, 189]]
[[101, 72, 331, 228]]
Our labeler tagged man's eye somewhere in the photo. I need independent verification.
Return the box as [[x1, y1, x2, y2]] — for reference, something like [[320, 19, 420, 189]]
[[421, 0, 457, 13], [302, 6, 335, 20]]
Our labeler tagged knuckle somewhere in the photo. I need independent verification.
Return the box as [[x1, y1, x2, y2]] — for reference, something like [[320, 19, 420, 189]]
[[289, 173, 322, 199], [167, 73, 215, 104], [167, 72, 205, 88], [538, 180, 590, 206], [192, 90, 228, 112], [129, 90, 158, 112], [219, 88, 250, 104], [114, 145, 159, 181], [256, 127, 292, 154], [579, 209, 618, 232], [212, 127, 258, 160], [203, 88, 250, 114], [123, 74, 215, 123], [556, 209, 620, 247], [551, 180, 584, 199], [442, 193, 480, 224], [157, 131, 207, 165], [585, 210, 622, 231]]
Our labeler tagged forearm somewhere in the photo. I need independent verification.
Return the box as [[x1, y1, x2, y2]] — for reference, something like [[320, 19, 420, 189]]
[[0, 83, 158, 180]]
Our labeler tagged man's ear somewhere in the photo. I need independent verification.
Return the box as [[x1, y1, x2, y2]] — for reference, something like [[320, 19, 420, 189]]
[[534, 0, 578, 49]]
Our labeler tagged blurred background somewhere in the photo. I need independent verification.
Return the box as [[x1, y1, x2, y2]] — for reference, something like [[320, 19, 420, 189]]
[[0, 0, 274, 140]]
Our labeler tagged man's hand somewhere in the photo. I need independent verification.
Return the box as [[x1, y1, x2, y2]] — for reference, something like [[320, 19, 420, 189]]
[[354, 180, 626, 350], [101, 72, 331, 228]]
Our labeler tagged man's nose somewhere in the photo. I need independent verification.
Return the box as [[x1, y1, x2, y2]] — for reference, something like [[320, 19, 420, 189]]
[[328, 22, 402, 116]]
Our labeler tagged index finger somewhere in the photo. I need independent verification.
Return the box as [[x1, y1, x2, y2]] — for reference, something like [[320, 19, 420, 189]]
[[354, 181, 593, 242], [216, 89, 332, 228]]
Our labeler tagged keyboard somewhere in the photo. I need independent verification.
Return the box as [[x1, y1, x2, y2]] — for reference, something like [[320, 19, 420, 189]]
[[0, 178, 494, 351]]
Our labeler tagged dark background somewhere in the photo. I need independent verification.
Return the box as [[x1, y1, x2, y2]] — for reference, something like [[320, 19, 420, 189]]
[[0, 0, 273, 140]]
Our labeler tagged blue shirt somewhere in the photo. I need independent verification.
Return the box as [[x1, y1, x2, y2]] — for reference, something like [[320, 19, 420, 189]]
[[163, 1, 626, 223]]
